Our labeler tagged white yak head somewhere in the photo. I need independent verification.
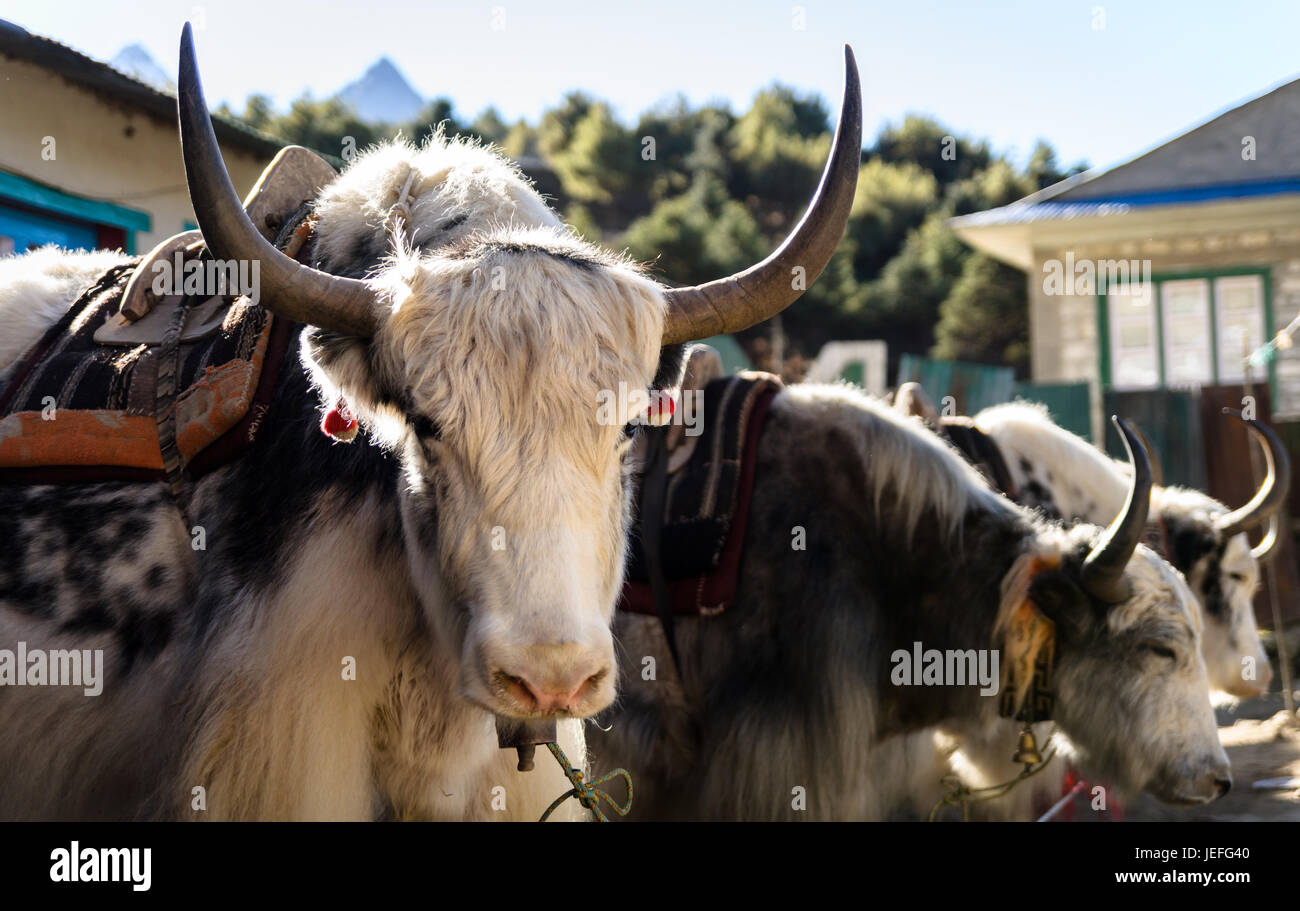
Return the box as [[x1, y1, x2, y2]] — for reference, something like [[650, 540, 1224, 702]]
[[175, 24, 862, 719]]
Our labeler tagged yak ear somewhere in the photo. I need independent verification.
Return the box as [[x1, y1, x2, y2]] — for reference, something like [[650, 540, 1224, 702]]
[[653, 343, 689, 389], [1028, 570, 1097, 642], [302, 326, 401, 422]]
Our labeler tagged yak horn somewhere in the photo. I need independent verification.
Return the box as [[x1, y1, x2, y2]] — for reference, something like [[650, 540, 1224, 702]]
[[1081, 416, 1153, 603], [1251, 516, 1281, 563], [1129, 422, 1163, 488], [1216, 409, 1291, 539], [177, 23, 378, 337], [660, 45, 862, 345]]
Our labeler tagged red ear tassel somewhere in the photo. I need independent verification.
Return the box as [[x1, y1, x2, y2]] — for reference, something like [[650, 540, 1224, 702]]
[[321, 396, 359, 442]]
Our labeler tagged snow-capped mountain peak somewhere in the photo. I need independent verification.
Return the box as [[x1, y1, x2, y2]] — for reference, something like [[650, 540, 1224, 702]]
[[336, 56, 426, 124], [110, 43, 174, 92]]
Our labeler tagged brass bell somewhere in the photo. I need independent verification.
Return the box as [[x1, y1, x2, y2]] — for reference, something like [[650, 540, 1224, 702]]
[[1012, 727, 1042, 767]]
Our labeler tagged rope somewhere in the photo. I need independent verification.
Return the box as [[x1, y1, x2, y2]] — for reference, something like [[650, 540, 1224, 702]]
[[928, 747, 1057, 822], [384, 167, 419, 247], [538, 742, 634, 822]]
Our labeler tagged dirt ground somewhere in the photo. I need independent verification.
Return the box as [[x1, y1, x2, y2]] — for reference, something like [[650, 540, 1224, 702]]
[[1096, 694, 1300, 822]]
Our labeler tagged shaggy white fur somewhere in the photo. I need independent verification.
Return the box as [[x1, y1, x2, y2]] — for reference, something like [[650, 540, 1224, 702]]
[[781, 383, 1021, 544], [0, 247, 131, 384], [311, 136, 563, 272], [0, 135, 666, 820]]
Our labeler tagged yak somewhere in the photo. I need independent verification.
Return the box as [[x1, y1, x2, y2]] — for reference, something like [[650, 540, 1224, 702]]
[[969, 400, 1287, 697], [591, 382, 1230, 820], [0, 26, 861, 819], [911, 398, 1289, 820]]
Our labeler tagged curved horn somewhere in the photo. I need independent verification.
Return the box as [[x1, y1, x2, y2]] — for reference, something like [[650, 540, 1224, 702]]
[[1216, 409, 1291, 539], [893, 382, 939, 424], [1081, 416, 1153, 603], [1250, 516, 1281, 563], [660, 45, 862, 345], [1130, 422, 1163, 488], [177, 23, 377, 337]]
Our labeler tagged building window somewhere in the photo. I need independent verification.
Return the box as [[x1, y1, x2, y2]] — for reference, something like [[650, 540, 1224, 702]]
[[1161, 279, 1213, 386], [1103, 271, 1267, 389], [1108, 283, 1159, 387], [1214, 275, 1266, 383]]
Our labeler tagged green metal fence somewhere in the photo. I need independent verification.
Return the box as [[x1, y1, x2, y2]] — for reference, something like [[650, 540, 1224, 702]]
[[896, 355, 1091, 440], [1013, 381, 1091, 441], [1101, 388, 1205, 490], [896, 355, 1016, 415]]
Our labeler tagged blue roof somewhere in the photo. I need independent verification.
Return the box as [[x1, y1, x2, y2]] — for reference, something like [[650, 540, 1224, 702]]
[[956, 75, 1300, 229], [955, 178, 1300, 228]]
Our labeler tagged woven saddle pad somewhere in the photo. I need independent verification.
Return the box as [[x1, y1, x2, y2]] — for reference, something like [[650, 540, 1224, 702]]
[[0, 145, 334, 484], [621, 371, 783, 617], [0, 263, 291, 484]]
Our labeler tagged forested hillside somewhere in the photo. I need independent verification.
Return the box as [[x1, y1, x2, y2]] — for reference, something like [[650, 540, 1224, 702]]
[[225, 87, 1085, 378]]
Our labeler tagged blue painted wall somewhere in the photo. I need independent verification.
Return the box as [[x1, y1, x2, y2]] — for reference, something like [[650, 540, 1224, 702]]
[[0, 205, 97, 253]]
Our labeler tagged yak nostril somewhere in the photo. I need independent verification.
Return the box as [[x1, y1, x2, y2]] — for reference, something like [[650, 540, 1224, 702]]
[[495, 666, 609, 713], [1214, 778, 1232, 797], [571, 668, 608, 702], [497, 672, 540, 710]]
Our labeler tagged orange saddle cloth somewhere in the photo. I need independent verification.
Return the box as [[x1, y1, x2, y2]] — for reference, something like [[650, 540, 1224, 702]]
[[0, 261, 293, 484]]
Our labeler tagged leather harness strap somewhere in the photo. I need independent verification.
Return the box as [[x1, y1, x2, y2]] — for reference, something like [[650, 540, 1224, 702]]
[[639, 424, 683, 678], [155, 290, 198, 498], [155, 204, 319, 502]]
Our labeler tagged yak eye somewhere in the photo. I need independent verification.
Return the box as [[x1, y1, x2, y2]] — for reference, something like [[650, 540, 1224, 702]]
[[1228, 572, 1247, 583], [1143, 644, 1177, 662]]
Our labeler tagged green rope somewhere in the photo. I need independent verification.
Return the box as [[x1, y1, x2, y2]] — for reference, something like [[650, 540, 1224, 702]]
[[928, 748, 1057, 822], [538, 742, 634, 822]]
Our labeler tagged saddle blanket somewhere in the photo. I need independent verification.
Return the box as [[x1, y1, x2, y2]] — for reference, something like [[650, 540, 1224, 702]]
[[620, 371, 782, 617], [0, 261, 292, 484]]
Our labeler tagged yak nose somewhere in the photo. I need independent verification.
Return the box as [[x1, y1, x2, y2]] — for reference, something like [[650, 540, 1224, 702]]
[[1207, 759, 1233, 801], [500, 670, 604, 714], [492, 643, 611, 715]]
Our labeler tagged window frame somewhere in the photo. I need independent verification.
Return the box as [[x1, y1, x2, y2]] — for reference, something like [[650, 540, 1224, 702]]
[[1105, 280, 1160, 389], [1097, 266, 1275, 399]]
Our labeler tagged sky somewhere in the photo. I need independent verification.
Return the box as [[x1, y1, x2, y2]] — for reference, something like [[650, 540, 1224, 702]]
[[5, 0, 1300, 173]]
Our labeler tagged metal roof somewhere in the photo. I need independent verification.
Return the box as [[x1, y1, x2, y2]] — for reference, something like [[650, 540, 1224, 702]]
[[952, 178, 1300, 230], [954, 74, 1300, 231]]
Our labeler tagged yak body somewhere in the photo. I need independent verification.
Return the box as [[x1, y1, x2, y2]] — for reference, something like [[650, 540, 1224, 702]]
[[0, 138, 672, 819], [591, 384, 1226, 820]]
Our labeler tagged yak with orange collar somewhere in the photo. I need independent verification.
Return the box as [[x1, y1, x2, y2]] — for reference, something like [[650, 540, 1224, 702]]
[[891, 397, 1289, 821], [590, 384, 1229, 820]]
